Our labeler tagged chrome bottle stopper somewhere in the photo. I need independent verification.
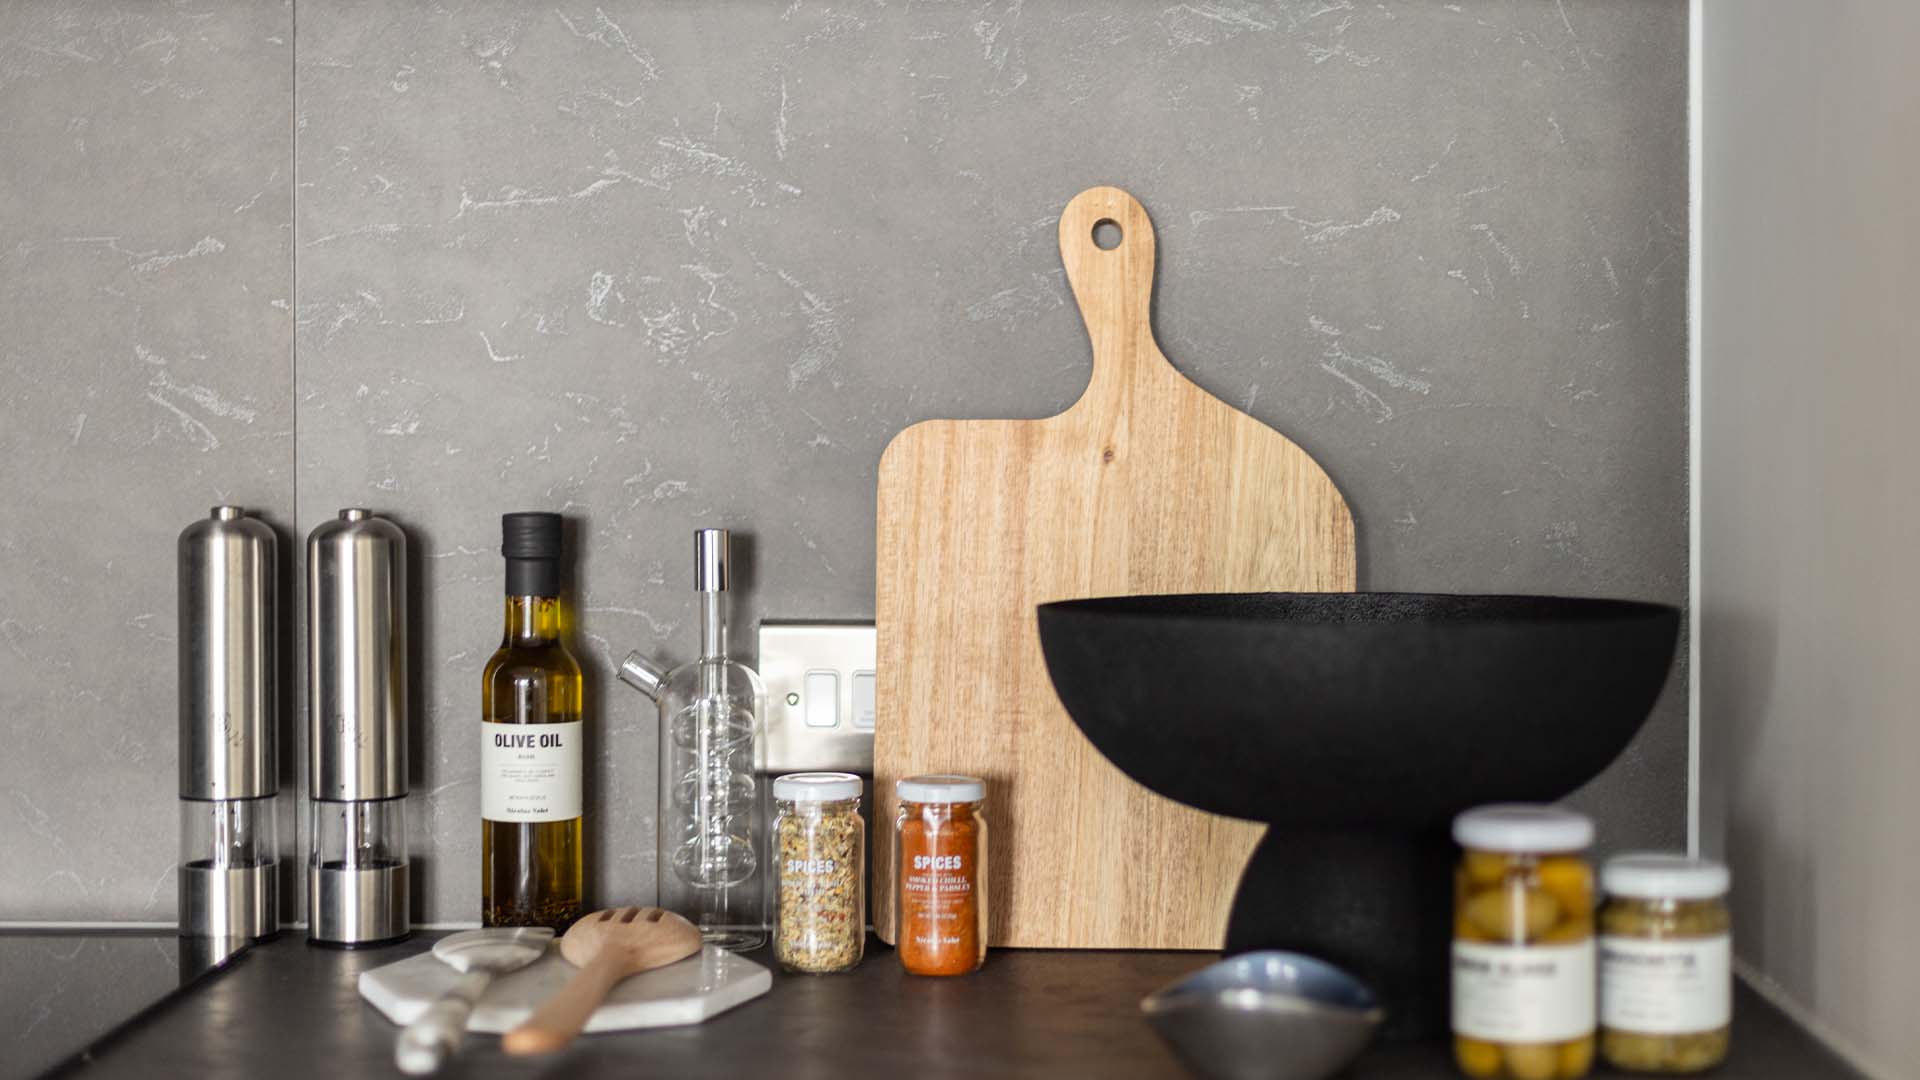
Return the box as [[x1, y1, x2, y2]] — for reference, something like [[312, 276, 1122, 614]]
[[178, 506, 280, 942], [307, 508, 411, 946]]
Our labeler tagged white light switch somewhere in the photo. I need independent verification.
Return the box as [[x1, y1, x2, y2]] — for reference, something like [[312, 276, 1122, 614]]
[[804, 671, 840, 728], [851, 671, 876, 731]]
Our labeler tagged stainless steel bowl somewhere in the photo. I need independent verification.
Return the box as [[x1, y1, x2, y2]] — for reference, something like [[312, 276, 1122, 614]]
[[1141, 951, 1384, 1080]]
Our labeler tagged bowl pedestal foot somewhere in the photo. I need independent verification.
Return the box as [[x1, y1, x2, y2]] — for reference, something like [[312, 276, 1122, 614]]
[[1225, 826, 1455, 1042]]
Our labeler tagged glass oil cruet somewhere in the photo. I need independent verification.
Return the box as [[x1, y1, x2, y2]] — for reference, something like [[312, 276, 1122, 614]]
[[619, 528, 765, 950]]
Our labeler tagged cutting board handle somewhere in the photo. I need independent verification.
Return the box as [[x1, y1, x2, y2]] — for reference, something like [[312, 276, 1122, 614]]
[[1059, 186, 1167, 399]]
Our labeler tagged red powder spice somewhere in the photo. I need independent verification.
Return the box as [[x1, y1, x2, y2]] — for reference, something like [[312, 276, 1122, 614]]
[[895, 795, 988, 976]]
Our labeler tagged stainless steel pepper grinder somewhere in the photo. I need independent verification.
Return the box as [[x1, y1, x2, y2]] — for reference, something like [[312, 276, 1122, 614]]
[[307, 508, 411, 946], [178, 506, 280, 942]]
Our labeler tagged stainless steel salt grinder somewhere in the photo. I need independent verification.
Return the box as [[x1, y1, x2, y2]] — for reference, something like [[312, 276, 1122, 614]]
[[307, 508, 411, 946], [178, 506, 280, 941]]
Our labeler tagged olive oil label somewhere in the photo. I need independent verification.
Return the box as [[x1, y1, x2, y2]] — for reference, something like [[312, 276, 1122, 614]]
[[1600, 934, 1732, 1033], [480, 720, 582, 822], [1452, 940, 1596, 1042]]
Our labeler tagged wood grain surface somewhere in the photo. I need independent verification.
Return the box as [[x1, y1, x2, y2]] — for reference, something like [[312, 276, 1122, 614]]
[[873, 186, 1357, 949]]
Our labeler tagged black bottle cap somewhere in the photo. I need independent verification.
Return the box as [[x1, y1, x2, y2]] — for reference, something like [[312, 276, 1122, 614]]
[[502, 512, 562, 595], [502, 512, 562, 559]]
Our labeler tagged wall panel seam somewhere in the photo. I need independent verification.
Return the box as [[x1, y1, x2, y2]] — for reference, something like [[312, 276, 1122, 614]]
[[1686, 0, 1703, 858], [289, 0, 303, 931]]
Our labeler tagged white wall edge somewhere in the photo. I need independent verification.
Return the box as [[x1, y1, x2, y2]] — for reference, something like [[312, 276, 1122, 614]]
[[1685, 0, 1704, 858]]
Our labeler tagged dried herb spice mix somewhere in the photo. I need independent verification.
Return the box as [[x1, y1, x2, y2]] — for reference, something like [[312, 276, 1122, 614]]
[[773, 772, 866, 974]]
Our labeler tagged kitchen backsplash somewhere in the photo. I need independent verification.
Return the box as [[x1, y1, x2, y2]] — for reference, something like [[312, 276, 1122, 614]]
[[0, 1, 1688, 923]]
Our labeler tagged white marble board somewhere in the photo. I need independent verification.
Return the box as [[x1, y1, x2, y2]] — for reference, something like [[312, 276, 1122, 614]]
[[358, 944, 771, 1033]]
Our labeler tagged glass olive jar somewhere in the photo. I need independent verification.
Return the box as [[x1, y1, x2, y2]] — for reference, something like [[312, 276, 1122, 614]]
[[772, 773, 866, 974], [1599, 855, 1732, 1073], [1452, 805, 1597, 1080]]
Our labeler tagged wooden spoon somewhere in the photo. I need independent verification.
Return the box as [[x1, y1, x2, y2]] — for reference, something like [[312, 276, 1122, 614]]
[[500, 906, 703, 1055]]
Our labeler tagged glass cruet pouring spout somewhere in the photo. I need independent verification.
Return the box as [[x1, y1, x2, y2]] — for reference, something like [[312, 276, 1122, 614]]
[[618, 651, 668, 701]]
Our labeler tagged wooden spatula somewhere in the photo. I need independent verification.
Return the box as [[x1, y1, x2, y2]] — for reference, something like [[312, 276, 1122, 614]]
[[500, 906, 703, 1055]]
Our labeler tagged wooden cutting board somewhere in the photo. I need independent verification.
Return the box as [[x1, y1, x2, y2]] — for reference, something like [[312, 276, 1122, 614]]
[[873, 186, 1356, 950]]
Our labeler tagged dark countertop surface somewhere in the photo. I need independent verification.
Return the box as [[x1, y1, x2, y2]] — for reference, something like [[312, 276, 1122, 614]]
[[2, 933, 177, 1080], [39, 932, 1859, 1079]]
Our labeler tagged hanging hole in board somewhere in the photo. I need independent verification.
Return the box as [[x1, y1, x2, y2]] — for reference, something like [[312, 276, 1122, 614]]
[[1092, 219, 1122, 251]]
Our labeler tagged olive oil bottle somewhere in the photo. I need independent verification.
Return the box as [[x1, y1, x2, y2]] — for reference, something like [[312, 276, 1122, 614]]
[[481, 512, 584, 930]]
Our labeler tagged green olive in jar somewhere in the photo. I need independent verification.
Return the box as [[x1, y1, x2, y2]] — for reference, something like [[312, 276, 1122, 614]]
[[1558, 1035, 1595, 1074], [1536, 856, 1593, 916], [1503, 1042, 1561, 1080], [1465, 849, 1514, 887], [1457, 1035, 1505, 1078], [1465, 884, 1562, 941]]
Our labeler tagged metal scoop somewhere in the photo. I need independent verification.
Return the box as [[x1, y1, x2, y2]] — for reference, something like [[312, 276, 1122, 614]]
[[1141, 951, 1384, 1080], [396, 926, 555, 1075]]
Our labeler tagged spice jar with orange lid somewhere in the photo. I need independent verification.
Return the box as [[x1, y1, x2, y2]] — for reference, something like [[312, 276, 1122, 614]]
[[1452, 804, 1597, 1080], [893, 774, 988, 976]]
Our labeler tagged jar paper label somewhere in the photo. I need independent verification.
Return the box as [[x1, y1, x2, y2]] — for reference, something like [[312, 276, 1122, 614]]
[[1601, 934, 1732, 1034], [901, 852, 974, 951], [481, 720, 582, 822], [1453, 940, 1596, 1042]]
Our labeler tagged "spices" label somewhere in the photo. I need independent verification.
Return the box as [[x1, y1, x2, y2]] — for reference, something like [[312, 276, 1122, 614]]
[[902, 853, 973, 949], [1452, 940, 1596, 1042]]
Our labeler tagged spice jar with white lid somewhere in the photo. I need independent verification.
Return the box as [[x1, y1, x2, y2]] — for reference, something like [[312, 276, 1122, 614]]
[[1452, 804, 1597, 1080], [894, 774, 988, 976], [1599, 854, 1732, 1073], [773, 772, 866, 974]]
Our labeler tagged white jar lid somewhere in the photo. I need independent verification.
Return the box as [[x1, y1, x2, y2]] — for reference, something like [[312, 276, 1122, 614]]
[[773, 772, 863, 802], [897, 774, 985, 803], [1452, 804, 1594, 853], [1602, 853, 1730, 900]]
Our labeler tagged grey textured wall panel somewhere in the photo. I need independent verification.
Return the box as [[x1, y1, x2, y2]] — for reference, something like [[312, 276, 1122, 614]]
[[0, 3, 293, 919], [0, 0, 1687, 922], [295, 0, 1687, 923]]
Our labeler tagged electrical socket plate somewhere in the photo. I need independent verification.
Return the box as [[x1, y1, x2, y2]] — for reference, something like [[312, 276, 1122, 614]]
[[757, 621, 875, 776]]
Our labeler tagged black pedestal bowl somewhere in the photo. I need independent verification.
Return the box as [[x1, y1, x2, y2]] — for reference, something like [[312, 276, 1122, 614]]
[[1036, 593, 1679, 1040]]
